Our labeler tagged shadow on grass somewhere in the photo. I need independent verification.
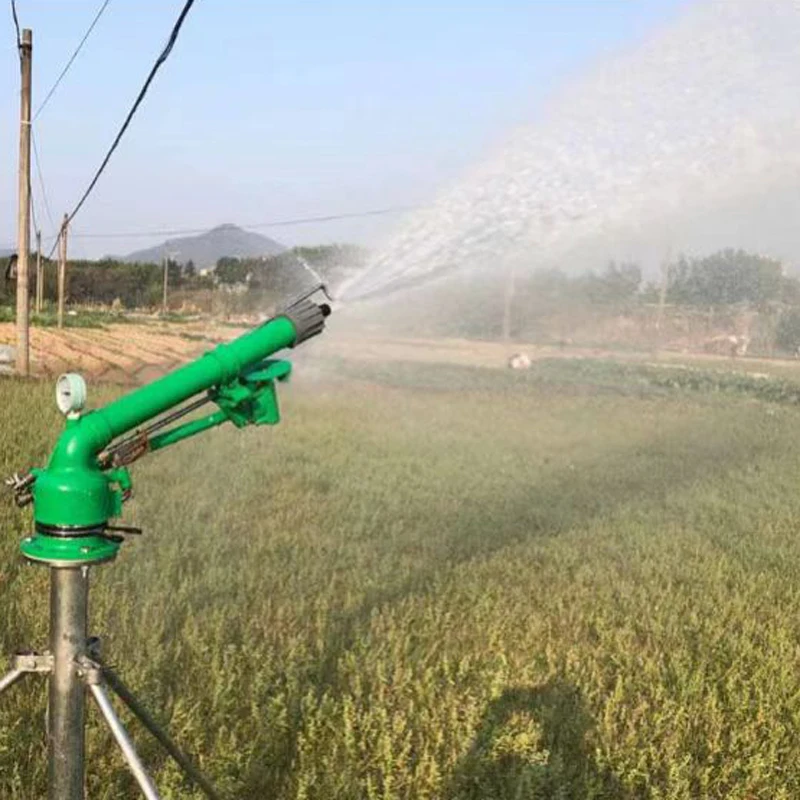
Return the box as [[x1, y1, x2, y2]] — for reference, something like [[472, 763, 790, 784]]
[[445, 680, 631, 800], [242, 392, 775, 796]]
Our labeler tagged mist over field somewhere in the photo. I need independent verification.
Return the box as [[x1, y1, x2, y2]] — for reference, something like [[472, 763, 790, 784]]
[[5, 1, 800, 798]]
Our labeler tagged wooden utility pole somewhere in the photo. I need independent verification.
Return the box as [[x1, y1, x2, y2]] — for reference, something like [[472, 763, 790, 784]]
[[15, 28, 32, 376], [656, 244, 673, 333], [162, 254, 169, 313], [656, 262, 668, 331], [35, 229, 42, 313], [58, 214, 68, 329], [501, 264, 516, 342]]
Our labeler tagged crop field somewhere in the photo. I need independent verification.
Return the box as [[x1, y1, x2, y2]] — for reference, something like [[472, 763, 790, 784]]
[[4, 356, 800, 798], [0, 319, 239, 384]]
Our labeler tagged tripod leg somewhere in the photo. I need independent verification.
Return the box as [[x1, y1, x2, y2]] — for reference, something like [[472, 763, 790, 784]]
[[101, 666, 221, 800], [88, 683, 161, 800], [0, 667, 26, 695]]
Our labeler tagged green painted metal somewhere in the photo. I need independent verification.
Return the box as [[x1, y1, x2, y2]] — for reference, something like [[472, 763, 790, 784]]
[[149, 410, 229, 452], [22, 313, 305, 566], [147, 360, 292, 449], [213, 358, 292, 427], [20, 532, 120, 565]]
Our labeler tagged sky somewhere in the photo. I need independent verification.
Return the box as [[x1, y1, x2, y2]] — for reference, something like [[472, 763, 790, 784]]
[[1, 0, 692, 259]]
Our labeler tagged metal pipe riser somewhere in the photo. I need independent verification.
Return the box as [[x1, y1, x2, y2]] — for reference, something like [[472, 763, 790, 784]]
[[48, 567, 89, 800]]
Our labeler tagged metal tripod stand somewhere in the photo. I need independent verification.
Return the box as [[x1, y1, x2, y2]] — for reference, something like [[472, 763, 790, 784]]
[[0, 566, 221, 800]]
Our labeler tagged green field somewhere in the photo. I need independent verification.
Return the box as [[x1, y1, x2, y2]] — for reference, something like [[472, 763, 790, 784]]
[[3, 358, 800, 798]]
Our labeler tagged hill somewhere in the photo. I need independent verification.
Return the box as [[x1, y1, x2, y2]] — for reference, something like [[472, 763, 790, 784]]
[[123, 224, 285, 268]]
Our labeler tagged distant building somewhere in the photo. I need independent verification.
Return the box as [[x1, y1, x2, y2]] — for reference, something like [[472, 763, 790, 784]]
[[4, 253, 18, 281]]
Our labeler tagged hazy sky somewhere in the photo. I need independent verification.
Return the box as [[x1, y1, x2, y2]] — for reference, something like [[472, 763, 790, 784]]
[[2, 0, 691, 259]]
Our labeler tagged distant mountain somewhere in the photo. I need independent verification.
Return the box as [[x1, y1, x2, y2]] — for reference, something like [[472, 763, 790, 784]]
[[122, 224, 285, 268]]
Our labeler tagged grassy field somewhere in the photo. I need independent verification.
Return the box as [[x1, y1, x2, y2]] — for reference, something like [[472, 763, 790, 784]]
[[3, 358, 800, 798]]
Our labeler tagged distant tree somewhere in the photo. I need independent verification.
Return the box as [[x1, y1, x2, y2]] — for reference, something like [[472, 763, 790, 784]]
[[183, 259, 196, 279], [667, 249, 783, 307], [664, 256, 692, 305], [583, 261, 642, 307], [780, 274, 800, 306], [247, 244, 370, 296], [167, 259, 182, 287], [215, 256, 249, 285], [66, 259, 163, 307]]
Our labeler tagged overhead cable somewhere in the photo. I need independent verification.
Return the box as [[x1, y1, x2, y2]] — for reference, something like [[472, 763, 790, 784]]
[[31, 130, 57, 236], [9, 0, 20, 49], [34, 0, 113, 120], [49, 0, 198, 258], [66, 205, 420, 240]]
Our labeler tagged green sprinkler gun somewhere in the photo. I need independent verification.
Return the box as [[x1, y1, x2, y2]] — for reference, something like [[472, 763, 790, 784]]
[[6, 290, 332, 568], [1, 289, 331, 799]]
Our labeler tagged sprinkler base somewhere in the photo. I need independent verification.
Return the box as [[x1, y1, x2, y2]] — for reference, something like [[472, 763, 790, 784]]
[[20, 532, 120, 567]]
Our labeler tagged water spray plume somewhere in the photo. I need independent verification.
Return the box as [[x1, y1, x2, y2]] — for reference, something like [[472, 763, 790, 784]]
[[342, 0, 800, 303]]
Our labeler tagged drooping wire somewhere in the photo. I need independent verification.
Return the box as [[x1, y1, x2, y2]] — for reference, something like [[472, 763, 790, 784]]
[[31, 130, 57, 237], [9, 0, 20, 49], [29, 182, 39, 237], [34, 0, 113, 120], [10, 0, 97, 248], [48, 0, 198, 258], [64, 205, 420, 240]]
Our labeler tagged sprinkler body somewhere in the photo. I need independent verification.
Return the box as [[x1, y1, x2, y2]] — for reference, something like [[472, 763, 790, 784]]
[[17, 298, 330, 566]]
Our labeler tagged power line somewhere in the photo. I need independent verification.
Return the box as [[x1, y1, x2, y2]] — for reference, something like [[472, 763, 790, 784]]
[[50, 0, 198, 257], [9, 0, 20, 49], [65, 205, 420, 240], [29, 183, 39, 237], [31, 129, 57, 236], [34, 0, 112, 120]]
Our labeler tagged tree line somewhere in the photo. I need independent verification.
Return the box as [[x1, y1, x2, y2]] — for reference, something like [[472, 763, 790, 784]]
[[516, 249, 797, 311], [214, 244, 367, 293], [3, 245, 788, 312], [362, 248, 800, 351], [6, 244, 800, 351], [0, 244, 367, 311]]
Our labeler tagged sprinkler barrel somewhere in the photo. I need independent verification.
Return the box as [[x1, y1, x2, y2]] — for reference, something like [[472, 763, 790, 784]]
[[13, 296, 331, 566]]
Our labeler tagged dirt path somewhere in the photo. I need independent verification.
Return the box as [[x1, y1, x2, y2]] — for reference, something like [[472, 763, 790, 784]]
[[311, 332, 800, 377]]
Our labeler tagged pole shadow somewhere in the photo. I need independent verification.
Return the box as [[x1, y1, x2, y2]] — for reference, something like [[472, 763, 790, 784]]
[[444, 680, 633, 800]]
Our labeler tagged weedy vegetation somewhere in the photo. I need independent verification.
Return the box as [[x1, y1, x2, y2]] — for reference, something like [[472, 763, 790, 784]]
[[0, 306, 130, 328], [3, 358, 800, 798]]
